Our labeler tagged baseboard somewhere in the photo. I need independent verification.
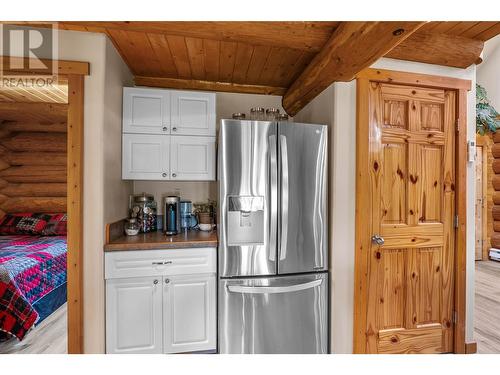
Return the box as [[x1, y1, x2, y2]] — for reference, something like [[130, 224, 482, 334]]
[[465, 341, 477, 354]]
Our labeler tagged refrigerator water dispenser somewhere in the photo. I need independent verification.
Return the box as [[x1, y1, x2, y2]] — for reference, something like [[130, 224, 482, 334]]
[[227, 196, 264, 245]]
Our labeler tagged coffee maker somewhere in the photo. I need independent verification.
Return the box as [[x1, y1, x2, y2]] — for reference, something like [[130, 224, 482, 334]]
[[164, 196, 180, 235]]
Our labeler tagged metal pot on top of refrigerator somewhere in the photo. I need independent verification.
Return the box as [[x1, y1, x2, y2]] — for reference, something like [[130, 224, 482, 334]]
[[218, 118, 328, 354]]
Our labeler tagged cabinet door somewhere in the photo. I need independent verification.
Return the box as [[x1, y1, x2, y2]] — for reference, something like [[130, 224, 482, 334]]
[[123, 87, 170, 134], [171, 91, 215, 136], [170, 136, 215, 181], [163, 274, 216, 353], [122, 134, 170, 180], [106, 277, 163, 354]]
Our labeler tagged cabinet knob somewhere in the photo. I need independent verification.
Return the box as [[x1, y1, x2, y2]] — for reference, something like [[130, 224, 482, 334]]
[[172, 127, 177, 132], [162, 172, 167, 178], [153, 279, 159, 285], [165, 278, 170, 284], [172, 173, 177, 178], [162, 126, 168, 132]]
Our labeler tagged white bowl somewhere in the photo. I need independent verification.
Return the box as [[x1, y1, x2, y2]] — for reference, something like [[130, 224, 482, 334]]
[[199, 223, 213, 231]]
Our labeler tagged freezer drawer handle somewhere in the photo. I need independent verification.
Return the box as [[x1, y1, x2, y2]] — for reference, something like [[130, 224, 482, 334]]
[[227, 279, 322, 294]]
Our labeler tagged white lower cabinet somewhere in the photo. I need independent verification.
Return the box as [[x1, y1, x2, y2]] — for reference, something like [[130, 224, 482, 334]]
[[163, 274, 216, 353], [105, 248, 217, 354], [106, 277, 163, 354]]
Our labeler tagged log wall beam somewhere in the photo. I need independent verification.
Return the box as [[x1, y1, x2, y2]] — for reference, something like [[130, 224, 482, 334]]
[[282, 21, 425, 116], [385, 32, 485, 69]]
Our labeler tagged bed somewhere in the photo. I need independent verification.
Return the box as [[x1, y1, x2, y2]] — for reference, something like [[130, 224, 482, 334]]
[[0, 214, 67, 341]]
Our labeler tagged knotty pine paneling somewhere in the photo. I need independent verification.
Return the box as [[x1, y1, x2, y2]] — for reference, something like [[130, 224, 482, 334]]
[[0, 116, 68, 217]]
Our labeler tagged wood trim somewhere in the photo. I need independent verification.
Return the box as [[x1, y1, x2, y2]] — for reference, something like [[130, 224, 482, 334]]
[[282, 22, 425, 116], [66, 74, 84, 354], [353, 77, 371, 354], [454, 89, 468, 354], [357, 68, 471, 91], [1, 56, 89, 76], [465, 341, 477, 354], [134, 76, 286, 96], [476, 135, 490, 260], [353, 71, 470, 354]]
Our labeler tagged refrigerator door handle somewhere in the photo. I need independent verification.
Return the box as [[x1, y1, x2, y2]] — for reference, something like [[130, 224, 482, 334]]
[[269, 134, 277, 261], [279, 134, 289, 261], [227, 279, 322, 294]]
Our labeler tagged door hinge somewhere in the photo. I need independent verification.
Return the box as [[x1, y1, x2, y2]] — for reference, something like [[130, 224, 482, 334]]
[[454, 215, 459, 229], [452, 310, 458, 325], [456, 118, 460, 132]]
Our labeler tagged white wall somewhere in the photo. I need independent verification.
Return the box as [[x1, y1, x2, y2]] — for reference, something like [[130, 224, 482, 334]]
[[477, 35, 500, 115], [295, 57, 477, 353], [133, 92, 286, 210]]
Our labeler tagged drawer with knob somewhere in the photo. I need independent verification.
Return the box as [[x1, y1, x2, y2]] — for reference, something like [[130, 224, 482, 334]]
[[105, 247, 216, 280]]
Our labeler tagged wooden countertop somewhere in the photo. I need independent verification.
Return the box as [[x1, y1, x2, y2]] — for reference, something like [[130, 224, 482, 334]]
[[104, 219, 218, 251]]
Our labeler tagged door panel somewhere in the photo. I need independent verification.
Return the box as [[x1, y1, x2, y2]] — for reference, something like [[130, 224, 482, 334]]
[[170, 91, 215, 136], [163, 274, 216, 353], [365, 83, 455, 354], [123, 87, 170, 134], [219, 273, 328, 354], [218, 120, 277, 277], [170, 135, 216, 180], [105, 277, 163, 354], [122, 134, 170, 180], [277, 122, 328, 274]]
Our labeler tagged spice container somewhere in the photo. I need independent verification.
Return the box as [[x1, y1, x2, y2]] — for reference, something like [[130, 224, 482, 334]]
[[129, 192, 157, 233], [124, 218, 140, 236], [265, 108, 280, 120], [232, 113, 246, 120], [277, 113, 289, 121], [250, 107, 265, 121]]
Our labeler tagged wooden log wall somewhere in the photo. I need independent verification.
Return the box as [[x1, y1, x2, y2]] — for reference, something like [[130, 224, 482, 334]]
[[488, 132, 500, 249], [0, 113, 68, 217]]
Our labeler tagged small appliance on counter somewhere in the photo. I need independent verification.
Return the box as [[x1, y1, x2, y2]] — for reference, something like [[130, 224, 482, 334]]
[[129, 192, 157, 233], [164, 196, 180, 235], [180, 200, 198, 231]]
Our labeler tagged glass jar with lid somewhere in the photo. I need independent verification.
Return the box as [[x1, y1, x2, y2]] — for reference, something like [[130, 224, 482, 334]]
[[129, 192, 157, 233], [232, 113, 246, 120], [124, 218, 140, 236], [250, 107, 265, 121], [265, 108, 280, 120]]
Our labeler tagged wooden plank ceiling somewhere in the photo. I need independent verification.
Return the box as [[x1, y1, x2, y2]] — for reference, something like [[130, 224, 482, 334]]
[[11, 21, 500, 115]]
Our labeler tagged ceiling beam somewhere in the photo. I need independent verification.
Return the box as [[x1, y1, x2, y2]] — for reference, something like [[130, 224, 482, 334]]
[[282, 21, 425, 116], [134, 76, 287, 96], [385, 31, 485, 69], [55, 21, 338, 52]]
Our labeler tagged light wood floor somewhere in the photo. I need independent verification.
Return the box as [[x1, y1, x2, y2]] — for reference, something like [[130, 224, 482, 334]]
[[0, 303, 67, 354], [475, 260, 500, 354]]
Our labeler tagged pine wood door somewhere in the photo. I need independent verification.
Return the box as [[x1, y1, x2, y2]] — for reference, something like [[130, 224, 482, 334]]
[[365, 82, 456, 353]]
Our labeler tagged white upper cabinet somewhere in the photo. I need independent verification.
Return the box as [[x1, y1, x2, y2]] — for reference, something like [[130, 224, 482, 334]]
[[123, 87, 170, 134], [122, 134, 170, 180], [122, 87, 216, 181], [170, 91, 216, 136], [170, 136, 216, 181]]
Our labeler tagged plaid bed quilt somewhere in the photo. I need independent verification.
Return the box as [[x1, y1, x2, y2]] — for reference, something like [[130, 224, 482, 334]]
[[0, 235, 67, 340]]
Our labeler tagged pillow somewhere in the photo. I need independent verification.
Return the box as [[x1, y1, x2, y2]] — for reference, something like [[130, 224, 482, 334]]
[[0, 213, 51, 235], [42, 213, 67, 236]]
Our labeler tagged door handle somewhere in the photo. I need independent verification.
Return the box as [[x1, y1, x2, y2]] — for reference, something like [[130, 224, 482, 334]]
[[268, 134, 277, 262], [371, 235, 385, 245], [152, 261, 173, 265], [227, 279, 322, 294], [279, 134, 289, 261]]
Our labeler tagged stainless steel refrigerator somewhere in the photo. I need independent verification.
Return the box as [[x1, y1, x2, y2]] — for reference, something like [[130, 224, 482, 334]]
[[218, 119, 328, 354]]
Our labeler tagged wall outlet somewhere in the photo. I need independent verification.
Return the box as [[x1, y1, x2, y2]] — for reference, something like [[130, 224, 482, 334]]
[[467, 140, 476, 163]]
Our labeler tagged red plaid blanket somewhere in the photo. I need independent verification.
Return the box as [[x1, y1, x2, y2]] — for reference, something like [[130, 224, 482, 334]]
[[0, 235, 67, 340]]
